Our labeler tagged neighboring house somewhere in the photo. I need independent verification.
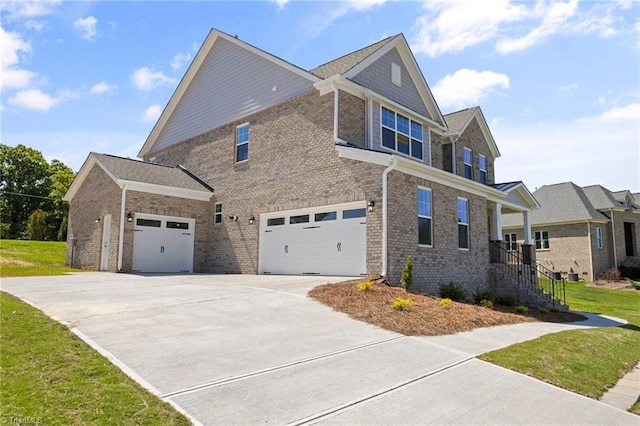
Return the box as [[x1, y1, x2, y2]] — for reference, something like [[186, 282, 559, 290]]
[[65, 29, 544, 301], [502, 182, 640, 281]]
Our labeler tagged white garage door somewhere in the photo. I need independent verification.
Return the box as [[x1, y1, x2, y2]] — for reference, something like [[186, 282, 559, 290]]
[[259, 202, 367, 276], [132, 213, 195, 273]]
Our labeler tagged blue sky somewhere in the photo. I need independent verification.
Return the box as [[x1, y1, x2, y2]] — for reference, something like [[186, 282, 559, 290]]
[[2, 0, 639, 192]]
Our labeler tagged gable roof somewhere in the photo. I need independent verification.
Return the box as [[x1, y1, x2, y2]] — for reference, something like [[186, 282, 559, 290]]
[[309, 36, 395, 79], [139, 28, 320, 158], [64, 153, 213, 202], [502, 182, 609, 227], [491, 181, 540, 212], [443, 107, 500, 158]]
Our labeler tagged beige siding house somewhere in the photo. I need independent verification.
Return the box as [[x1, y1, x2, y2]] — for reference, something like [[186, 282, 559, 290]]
[[65, 28, 553, 304]]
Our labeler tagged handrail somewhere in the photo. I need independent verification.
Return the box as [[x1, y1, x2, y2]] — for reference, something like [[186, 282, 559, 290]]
[[489, 240, 566, 306]]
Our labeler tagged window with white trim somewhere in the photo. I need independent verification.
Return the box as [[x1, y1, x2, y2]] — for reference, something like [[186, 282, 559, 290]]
[[479, 154, 487, 184], [381, 106, 423, 160], [235, 123, 249, 163], [463, 148, 473, 180], [534, 231, 550, 250], [504, 233, 517, 251], [457, 198, 469, 250], [418, 187, 432, 246], [214, 203, 222, 225], [596, 227, 604, 249]]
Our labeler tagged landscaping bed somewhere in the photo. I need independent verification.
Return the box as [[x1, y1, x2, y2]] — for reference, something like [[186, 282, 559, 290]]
[[309, 280, 585, 336]]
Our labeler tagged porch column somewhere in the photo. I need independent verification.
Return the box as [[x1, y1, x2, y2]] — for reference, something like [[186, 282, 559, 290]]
[[522, 210, 533, 265], [492, 202, 503, 241]]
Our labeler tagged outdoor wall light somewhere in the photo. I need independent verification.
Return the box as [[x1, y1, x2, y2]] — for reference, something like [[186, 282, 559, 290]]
[[367, 200, 375, 212], [229, 215, 238, 222], [127, 212, 133, 222], [249, 216, 255, 225], [95, 218, 101, 223]]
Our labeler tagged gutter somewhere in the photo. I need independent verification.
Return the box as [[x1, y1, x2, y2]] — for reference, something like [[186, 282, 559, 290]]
[[587, 221, 594, 281], [381, 156, 399, 277]]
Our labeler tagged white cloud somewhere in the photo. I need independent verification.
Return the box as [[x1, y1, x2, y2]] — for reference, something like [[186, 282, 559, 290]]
[[411, 0, 528, 57], [301, 0, 387, 39], [2, 69, 36, 90], [24, 20, 47, 31], [0, 26, 36, 91], [0, 0, 61, 21], [90, 81, 117, 95], [170, 52, 192, 71], [142, 105, 162, 122], [273, 0, 289, 9], [496, 0, 578, 54], [73, 16, 98, 40], [559, 83, 579, 94], [8, 88, 62, 111], [131, 67, 177, 91], [432, 68, 510, 110], [587, 103, 640, 122]]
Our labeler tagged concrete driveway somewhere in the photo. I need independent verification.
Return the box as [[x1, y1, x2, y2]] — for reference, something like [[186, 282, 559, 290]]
[[2, 273, 637, 425]]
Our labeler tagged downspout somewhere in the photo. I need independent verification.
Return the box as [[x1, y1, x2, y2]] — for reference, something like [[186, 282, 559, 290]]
[[587, 221, 594, 281], [117, 186, 127, 271], [610, 209, 618, 268], [381, 156, 399, 277]]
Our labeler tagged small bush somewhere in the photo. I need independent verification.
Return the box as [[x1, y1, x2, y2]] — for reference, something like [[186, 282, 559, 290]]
[[538, 307, 549, 314], [439, 282, 467, 301], [632, 281, 640, 290], [392, 297, 413, 311], [358, 281, 374, 292], [597, 267, 622, 282], [401, 255, 413, 292], [515, 305, 529, 314], [496, 294, 516, 307], [549, 307, 560, 313], [480, 299, 494, 309], [472, 288, 493, 304], [439, 298, 452, 308]]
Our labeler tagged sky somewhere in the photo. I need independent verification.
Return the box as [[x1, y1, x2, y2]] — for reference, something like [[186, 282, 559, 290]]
[[1, 0, 639, 193]]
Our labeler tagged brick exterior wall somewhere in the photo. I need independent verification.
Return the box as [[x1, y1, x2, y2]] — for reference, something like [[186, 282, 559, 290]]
[[532, 223, 592, 279], [337, 91, 366, 148], [454, 119, 495, 185], [66, 164, 122, 271], [612, 210, 640, 265], [591, 222, 614, 279], [431, 133, 446, 171]]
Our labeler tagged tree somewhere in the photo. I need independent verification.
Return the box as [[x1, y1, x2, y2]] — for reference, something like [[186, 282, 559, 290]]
[[27, 209, 47, 240], [47, 159, 75, 240], [401, 255, 413, 292]]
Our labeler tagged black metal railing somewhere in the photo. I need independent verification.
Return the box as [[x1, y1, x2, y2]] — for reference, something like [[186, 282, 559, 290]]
[[489, 240, 566, 306]]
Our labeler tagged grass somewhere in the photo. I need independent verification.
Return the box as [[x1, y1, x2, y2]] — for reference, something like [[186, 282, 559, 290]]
[[0, 291, 191, 425], [479, 282, 640, 414], [0, 239, 80, 277]]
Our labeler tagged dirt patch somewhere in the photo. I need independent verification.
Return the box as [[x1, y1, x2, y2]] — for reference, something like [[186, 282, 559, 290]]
[[309, 280, 586, 336], [588, 280, 639, 291], [0, 257, 35, 267]]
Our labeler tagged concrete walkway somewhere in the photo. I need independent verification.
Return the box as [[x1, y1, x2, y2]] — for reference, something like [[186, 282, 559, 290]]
[[601, 361, 640, 411], [2, 273, 639, 425]]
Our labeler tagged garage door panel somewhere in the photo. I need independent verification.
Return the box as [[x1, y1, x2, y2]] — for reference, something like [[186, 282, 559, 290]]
[[132, 214, 195, 273]]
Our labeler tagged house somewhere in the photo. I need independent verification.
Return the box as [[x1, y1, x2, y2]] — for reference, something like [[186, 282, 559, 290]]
[[65, 28, 546, 302], [501, 182, 640, 280]]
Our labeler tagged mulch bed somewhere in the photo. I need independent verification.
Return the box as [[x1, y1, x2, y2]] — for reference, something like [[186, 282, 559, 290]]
[[308, 280, 586, 336]]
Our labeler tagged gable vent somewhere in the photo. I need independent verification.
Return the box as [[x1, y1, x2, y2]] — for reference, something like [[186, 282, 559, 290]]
[[391, 62, 401, 86]]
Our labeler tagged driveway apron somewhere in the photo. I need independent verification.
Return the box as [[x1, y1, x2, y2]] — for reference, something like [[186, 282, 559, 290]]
[[2, 273, 637, 425]]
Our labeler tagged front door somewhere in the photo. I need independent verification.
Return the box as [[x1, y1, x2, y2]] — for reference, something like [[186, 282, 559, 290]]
[[100, 214, 111, 271], [624, 222, 636, 257]]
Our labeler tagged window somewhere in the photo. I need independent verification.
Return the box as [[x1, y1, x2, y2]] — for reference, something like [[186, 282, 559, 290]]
[[624, 199, 630, 212], [289, 215, 309, 224], [504, 233, 517, 251], [391, 62, 401, 86], [315, 212, 336, 222], [214, 203, 222, 225], [136, 218, 161, 227], [235, 123, 249, 163], [418, 188, 432, 246], [343, 208, 366, 219], [381, 106, 423, 160], [463, 148, 473, 180], [596, 227, 604, 249], [534, 231, 550, 250], [457, 198, 469, 250], [166, 221, 189, 229], [479, 154, 487, 184], [267, 217, 285, 226]]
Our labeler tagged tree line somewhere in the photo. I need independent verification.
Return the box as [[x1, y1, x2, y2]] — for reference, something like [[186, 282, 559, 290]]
[[1, 144, 76, 241]]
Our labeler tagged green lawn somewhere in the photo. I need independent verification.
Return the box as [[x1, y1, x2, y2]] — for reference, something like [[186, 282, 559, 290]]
[[0, 291, 191, 425], [480, 282, 640, 414], [0, 239, 80, 277]]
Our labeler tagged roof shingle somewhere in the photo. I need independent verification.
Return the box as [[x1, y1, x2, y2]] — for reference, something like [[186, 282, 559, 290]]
[[309, 36, 396, 79]]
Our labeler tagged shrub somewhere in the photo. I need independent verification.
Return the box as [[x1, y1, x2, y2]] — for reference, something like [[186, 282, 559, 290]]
[[27, 209, 47, 241], [597, 267, 622, 282], [358, 281, 374, 292], [539, 307, 549, 314], [549, 307, 560, 313], [496, 294, 516, 307], [392, 297, 413, 311], [439, 282, 467, 301], [472, 288, 493, 304], [439, 298, 452, 308], [401, 255, 413, 292], [480, 299, 493, 309], [515, 305, 529, 314]]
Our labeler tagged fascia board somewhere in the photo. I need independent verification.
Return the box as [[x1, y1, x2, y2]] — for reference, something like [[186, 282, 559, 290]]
[[335, 144, 391, 166], [118, 180, 213, 201], [502, 219, 611, 230], [63, 154, 118, 201]]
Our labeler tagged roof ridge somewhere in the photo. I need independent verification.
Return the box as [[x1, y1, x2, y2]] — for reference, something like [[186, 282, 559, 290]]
[[93, 152, 176, 170]]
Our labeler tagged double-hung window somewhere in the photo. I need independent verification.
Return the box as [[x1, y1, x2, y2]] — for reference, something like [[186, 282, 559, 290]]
[[235, 123, 249, 163], [534, 231, 550, 250], [479, 154, 487, 184], [214, 203, 222, 225], [504, 233, 517, 251], [596, 227, 604, 249], [457, 198, 469, 250], [463, 148, 473, 180], [418, 187, 432, 246], [381, 106, 423, 160]]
